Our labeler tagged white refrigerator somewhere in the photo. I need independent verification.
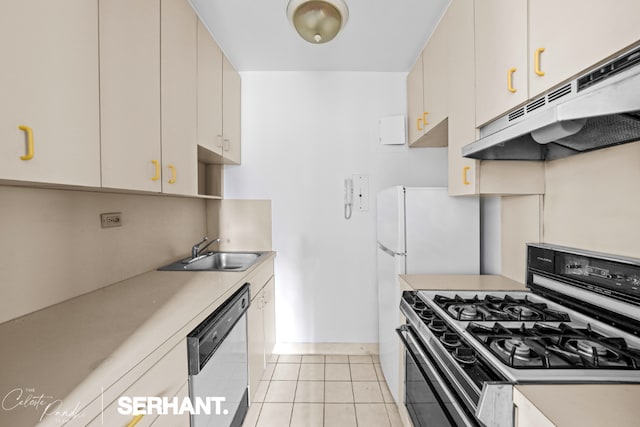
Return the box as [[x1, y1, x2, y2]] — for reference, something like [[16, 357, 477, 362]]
[[376, 186, 480, 403]]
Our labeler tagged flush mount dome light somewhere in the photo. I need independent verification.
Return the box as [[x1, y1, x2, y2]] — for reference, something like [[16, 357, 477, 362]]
[[287, 0, 349, 44]]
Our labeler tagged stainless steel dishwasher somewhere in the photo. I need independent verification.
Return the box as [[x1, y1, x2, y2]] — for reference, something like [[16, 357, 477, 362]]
[[187, 283, 250, 427]]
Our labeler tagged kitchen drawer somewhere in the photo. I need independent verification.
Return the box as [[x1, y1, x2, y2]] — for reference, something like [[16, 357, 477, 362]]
[[86, 340, 187, 426], [247, 259, 274, 301], [149, 382, 189, 427]]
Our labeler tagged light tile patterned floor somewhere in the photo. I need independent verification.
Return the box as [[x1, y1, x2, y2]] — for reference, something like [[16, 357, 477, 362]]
[[242, 354, 403, 427]]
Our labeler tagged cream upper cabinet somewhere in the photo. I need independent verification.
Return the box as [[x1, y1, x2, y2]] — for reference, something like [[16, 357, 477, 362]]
[[528, 0, 640, 97], [407, 53, 425, 145], [447, 0, 477, 195], [100, 0, 162, 192], [0, 0, 100, 187], [408, 20, 449, 147], [421, 22, 449, 138], [161, 0, 198, 196], [197, 20, 224, 156], [448, 0, 544, 196], [476, 0, 640, 127], [222, 56, 242, 164], [474, 0, 528, 127]]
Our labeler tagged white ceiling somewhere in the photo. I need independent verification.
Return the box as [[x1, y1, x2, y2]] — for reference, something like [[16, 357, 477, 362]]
[[189, 0, 451, 72]]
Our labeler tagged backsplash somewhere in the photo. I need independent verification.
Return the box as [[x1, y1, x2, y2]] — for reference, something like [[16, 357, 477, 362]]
[[0, 186, 207, 323], [544, 141, 640, 258]]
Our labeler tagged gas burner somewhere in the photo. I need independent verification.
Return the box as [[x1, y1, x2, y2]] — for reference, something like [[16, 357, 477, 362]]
[[504, 339, 533, 358], [434, 293, 571, 322], [448, 304, 483, 321], [574, 339, 611, 357], [503, 305, 542, 321], [489, 338, 543, 367]]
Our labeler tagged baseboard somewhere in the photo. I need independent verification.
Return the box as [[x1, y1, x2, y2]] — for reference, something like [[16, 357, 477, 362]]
[[272, 342, 379, 355]]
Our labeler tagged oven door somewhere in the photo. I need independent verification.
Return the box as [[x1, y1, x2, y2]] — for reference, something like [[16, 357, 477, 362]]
[[396, 325, 479, 427]]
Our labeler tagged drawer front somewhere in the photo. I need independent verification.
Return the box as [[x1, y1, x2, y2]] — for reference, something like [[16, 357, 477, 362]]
[[87, 340, 187, 426], [247, 260, 274, 301]]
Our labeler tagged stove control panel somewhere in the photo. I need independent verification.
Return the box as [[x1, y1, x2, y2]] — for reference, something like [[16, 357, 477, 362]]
[[528, 244, 640, 304]]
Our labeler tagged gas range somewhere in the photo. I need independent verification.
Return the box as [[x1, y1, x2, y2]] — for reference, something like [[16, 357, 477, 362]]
[[397, 244, 640, 427]]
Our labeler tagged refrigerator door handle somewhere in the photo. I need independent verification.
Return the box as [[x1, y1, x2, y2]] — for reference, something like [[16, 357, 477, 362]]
[[378, 242, 405, 257]]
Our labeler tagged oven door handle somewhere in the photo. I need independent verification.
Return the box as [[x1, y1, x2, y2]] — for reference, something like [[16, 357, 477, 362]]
[[396, 325, 478, 427]]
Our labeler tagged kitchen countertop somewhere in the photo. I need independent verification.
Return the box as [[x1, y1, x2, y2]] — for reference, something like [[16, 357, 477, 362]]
[[400, 273, 640, 426], [516, 384, 640, 427], [400, 274, 528, 291], [0, 252, 275, 427]]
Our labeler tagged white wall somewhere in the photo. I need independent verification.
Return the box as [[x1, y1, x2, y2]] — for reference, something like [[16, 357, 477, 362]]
[[225, 72, 448, 344]]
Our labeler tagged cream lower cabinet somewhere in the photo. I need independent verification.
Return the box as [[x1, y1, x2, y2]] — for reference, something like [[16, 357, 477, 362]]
[[0, 0, 100, 187], [513, 387, 555, 427], [100, 0, 162, 192], [86, 340, 188, 427], [448, 0, 544, 196], [248, 277, 276, 402]]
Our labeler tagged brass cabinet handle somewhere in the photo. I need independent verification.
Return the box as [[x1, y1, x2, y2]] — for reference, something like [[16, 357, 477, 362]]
[[167, 164, 177, 184], [534, 47, 546, 76], [416, 117, 423, 131], [507, 68, 517, 93], [423, 111, 429, 126], [151, 160, 161, 181], [127, 414, 144, 427], [463, 166, 471, 185], [18, 125, 34, 160]]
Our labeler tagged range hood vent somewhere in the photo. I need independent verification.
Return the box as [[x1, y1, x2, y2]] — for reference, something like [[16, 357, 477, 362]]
[[463, 45, 640, 161]]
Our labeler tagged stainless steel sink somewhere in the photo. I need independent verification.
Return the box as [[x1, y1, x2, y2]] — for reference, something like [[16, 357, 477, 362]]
[[158, 251, 265, 272]]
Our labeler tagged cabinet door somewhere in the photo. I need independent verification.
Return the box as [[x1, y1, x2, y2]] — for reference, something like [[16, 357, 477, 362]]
[[528, 0, 640, 98], [262, 277, 276, 363], [87, 341, 187, 426], [447, 0, 478, 196], [100, 0, 162, 192], [0, 0, 100, 187], [197, 20, 224, 156], [222, 56, 241, 164], [247, 288, 265, 403], [422, 22, 448, 135], [475, 0, 528, 127], [161, 0, 198, 195], [407, 53, 425, 145]]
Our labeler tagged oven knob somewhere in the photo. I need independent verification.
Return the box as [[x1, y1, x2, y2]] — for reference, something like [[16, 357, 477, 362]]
[[428, 319, 448, 334]]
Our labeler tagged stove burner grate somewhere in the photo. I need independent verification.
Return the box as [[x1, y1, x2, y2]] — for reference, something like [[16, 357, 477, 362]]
[[434, 294, 571, 322], [468, 322, 640, 370]]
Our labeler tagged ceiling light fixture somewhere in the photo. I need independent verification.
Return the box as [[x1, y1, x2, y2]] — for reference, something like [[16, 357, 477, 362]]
[[286, 0, 349, 44]]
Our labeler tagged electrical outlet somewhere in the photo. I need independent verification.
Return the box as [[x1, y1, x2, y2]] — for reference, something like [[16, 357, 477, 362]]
[[101, 212, 122, 228]]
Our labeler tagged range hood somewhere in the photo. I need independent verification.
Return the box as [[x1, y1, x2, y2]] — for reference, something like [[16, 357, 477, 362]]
[[463, 45, 640, 161]]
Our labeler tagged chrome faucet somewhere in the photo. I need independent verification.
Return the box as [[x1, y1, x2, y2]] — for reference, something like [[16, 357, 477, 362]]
[[191, 236, 220, 259]]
